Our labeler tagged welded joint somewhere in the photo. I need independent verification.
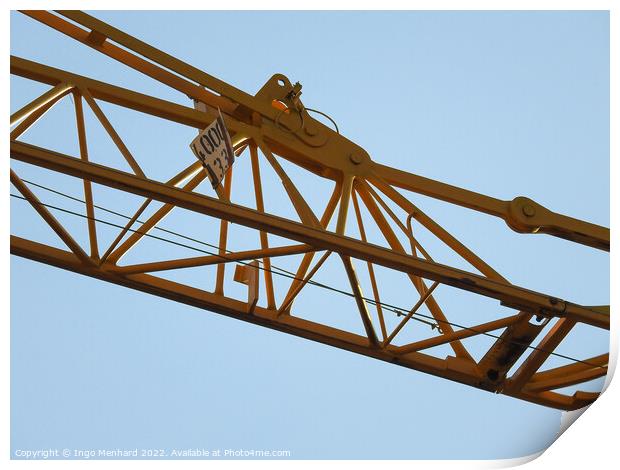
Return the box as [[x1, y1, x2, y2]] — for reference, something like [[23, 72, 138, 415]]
[[445, 356, 482, 379], [86, 29, 107, 46]]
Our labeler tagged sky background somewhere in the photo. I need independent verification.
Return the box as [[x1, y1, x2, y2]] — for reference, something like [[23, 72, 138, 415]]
[[10, 11, 609, 459]]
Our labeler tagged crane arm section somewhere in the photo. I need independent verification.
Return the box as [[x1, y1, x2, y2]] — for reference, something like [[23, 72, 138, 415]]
[[10, 11, 610, 411], [20, 9, 609, 251]]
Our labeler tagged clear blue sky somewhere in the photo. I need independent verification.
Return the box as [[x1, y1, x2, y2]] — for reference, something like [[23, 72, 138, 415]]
[[10, 11, 609, 459]]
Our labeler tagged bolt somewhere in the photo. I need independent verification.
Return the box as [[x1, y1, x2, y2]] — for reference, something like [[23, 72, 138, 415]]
[[349, 153, 362, 165], [304, 123, 318, 136], [522, 204, 536, 217]]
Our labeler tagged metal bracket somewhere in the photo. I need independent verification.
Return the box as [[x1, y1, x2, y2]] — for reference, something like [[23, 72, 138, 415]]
[[233, 261, 260, 314]]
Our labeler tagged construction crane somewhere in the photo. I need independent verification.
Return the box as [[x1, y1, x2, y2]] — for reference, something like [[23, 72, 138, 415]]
[[10, 10, 609, 412]]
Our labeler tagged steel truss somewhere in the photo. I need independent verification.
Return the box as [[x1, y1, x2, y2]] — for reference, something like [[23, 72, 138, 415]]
[[10, 10, 610, 411]]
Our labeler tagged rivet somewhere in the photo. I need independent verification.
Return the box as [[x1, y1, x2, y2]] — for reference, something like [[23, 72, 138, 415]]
[[304, 123, 318, 136], [522, 204, 536, 217], [350, 154, 362, 165]]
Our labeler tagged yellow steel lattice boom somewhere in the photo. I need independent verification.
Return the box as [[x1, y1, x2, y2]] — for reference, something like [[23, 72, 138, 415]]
[[10, 10, 610, 411]]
